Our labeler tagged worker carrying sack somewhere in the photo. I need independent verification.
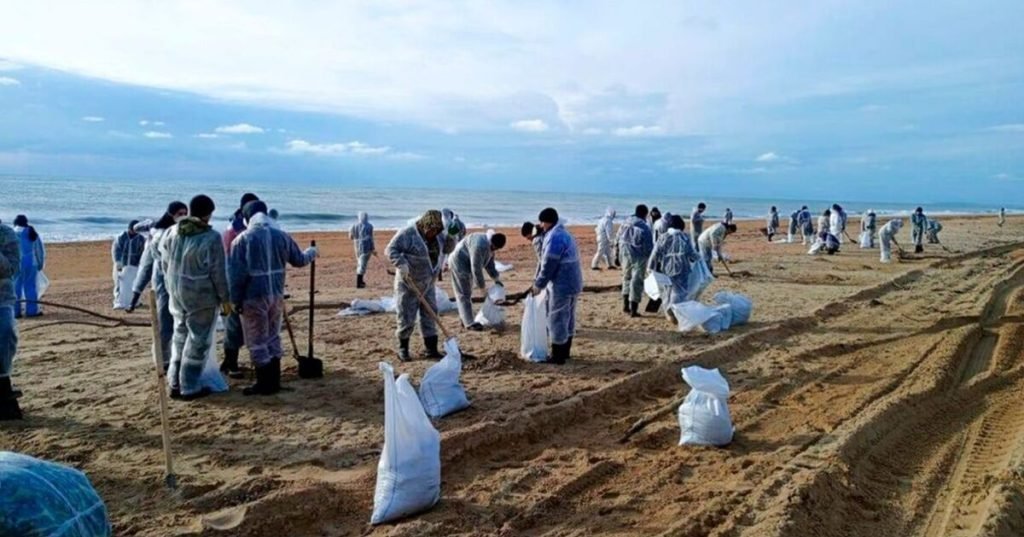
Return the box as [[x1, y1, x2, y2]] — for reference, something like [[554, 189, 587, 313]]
[[371, 363, 441, 525], [678, 366, 734, 447], [520, 289, 549, 362], [474, 285, 506, 327], [0, 451, 112, 536], [713, 291, 752, 326], [670, 301, 727, 334], [686, 258, 714, 301], [419, 338, 471, 419]]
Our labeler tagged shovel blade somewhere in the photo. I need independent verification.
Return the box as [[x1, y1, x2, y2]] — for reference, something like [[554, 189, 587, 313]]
[[297, 356, 324, 379]]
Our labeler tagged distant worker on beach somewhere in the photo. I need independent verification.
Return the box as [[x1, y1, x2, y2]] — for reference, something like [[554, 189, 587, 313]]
[[798, 206, 814, 245], [830, 204, 848, 245], [449, 232, 505, 331], [911, 207, 927, 254], [690, 202, 707, 237], [387, 210, 456, 361], [348, 211, 376, 289], [618, 204, 654, 318], [817, 209, 831, 237], [12, 215, 45, 319], [926, 220, 943, 244], [591, 207, 616, 270], [228, 200, 318, 396], [879, 218, 904, 263], [723, 207, 734, 225], [787, 208, 800, 243], [767, 207, 780, 242], [999, 207, 1006, 228], [160, 195, 230, 400], [530, 208, 583, 364], [111, 220, 146, 310], [860, 209, 877, 249], [647, 214, 697, 321], [1, 219, 22, 420], [698, 222, 737, 276]]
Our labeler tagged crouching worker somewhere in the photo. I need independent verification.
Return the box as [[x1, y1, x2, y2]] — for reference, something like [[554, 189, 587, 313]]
[[698, 222, 737, 275], [449, 232, 505, 331], [879, 219, 904, 263], [808, 231, 841, 255], [387, 210, 456, 361], [530, 208, 583, 364], [926, 220, 943, 244], [160, 195, 231, 401], [647, 215, 697, 321], [228, 201, 318, 395]]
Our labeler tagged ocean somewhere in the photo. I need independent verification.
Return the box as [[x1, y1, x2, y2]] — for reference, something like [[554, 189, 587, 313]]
[[0, 175, 1014, 243]]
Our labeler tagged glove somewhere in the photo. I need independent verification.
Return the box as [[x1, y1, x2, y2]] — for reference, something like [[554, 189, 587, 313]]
[[127, 292, 141, 313], [529, 285, 543, 296], [220, 303, 235, 316], [304, 246, 320, 260]]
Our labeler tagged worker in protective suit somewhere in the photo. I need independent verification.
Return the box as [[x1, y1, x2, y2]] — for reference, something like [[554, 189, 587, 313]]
[[787, 208, 799, 243], [591, 208, 616, 270], [521, 222, 545, 260], [647, 215, 697, 320], [617, 204, 654, 317], [653, 210, 673, 243], [649, 207, 663, 240], [767, 207, 780, 242], [228, 201, 318, 396], [530, 208, 583, 364], [690, 203, 707, 237], [911, 207, 927, 253], [723, 208, 734, 225], [798, 206, 814, 245], [926, 220, 943, 244], [698, 222, 737, 276], [999, 208, 1006, 228], [830, 204, 848, 246], [112, 220, 146, 310], [349, 211, 375, 288], [129, 201, 188, 371], [861, 209, 878, 248], [1, 220, 22, 420], [438, 209, 465, 282], [817, 209, 832, 237], [12, 215, 45, 319], [160, 195, 231, 400], [448, 232, 505, 330], [387, 210, 456, 361], [219, 193, 259, 379], [879, 219, 904, 263], [808, 231, 841, 255]]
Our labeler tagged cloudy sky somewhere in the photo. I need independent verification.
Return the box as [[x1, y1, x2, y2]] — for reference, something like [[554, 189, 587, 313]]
[[0, 0, 1022, 203]]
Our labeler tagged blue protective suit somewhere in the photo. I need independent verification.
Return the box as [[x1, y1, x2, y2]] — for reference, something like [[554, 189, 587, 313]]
[[617, 216, 653, 303], [533, 223, 583, 345], [13, 227, 44, 318], [648, 229, 697, 309]]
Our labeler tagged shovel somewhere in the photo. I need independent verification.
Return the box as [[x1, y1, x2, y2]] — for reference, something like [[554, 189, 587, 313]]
[[296, 240, 323, 379]]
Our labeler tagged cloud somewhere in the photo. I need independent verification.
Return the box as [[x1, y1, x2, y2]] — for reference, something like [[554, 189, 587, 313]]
[[0, 76, 19, 86], [755, 151, 779, 162], [143, 131, 172, 139], [582, 127, 603, 135], [988, 124, 1024, 133], [194, 133, 220, 139], [510, 119, 549, 133], [81, 116, 104, 122], [612, 125, 665, 137], [389, 151, 426, 161], [285, 139, 390, 156], [214, 123, 265, 134], [139, 119, 165, 126], [0, 60, 21, 71]]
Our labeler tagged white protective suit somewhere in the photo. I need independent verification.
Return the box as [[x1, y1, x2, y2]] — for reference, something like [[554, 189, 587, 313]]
[[591, 207, 616, 269], [879, 219, 904, 263]]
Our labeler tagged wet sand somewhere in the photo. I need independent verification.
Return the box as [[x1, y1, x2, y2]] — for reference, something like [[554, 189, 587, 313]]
[[4, 215, 1024, 536]]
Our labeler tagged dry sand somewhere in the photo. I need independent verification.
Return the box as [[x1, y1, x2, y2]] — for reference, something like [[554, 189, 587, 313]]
[[4, 216, 1024, 536]]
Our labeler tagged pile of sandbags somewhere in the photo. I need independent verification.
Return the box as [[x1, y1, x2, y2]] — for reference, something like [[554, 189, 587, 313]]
[[339, 288, 458, 317], [669, 291, 752, 335]]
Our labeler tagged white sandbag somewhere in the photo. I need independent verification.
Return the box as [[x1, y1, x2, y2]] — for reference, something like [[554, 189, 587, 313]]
[[644, 271, 671, 301], [713, 304, 732, 331], [352, 298, 387, 313], [112, 265, 139, 309], [859, 230, 872, 249], [487, 285, 506, 302], [685, 259, 714, 301], [713, 291, 752, 326], [419, 338, 471, 418], [670, 301, 723, 333], [678, 366, 734, 446], [372, 362, 441, 525], [474, 286, 506, 327], [434, 287, 458, 314], [495, 261, 513, 273], [199, 327, 229, 393], [36, 271, 50, 298], [520, 289, 549, 362]]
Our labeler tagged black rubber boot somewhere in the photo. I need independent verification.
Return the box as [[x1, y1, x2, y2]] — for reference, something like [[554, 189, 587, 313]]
[[268, 358, 282, 394], [243, 361, 277, 396], [220, 348, 244, 379], [0, 377, 23, 421], [423, 336, 443, 359], [622, 296, 630, 313], [915, 244, 924, 254], [180, 387, 212, 401], [397, 338, 411, 361], [357, 274, 366, 289], [467, 322, 484, 331], [630, 301, 640, 318], [566, 337, 574, 361], [549, 342, 567, 365]]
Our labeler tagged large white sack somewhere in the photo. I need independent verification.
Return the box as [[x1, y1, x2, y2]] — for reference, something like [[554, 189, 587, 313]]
[[419, 338, 471, 418], [474, 285, 506, 327], [685, 259, 714, 301], [678, 366, 734, 447], [713, 292, 752, 326], [495, 261, 514, 273], [520, 289, 549, 362], [434, 287, 458, 314], [670, 301, 723, 334], [36, 271, 50, 298], [859, 230, 872, 249], [644, 271, 671, 301], [372, 363, 442, 525], [112, 265, 139, 309], [199, 326, 229, 393], [713, 304, 733, 332]]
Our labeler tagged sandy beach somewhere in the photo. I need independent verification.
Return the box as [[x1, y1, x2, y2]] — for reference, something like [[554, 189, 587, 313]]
[[3, 215, 1024, 536]]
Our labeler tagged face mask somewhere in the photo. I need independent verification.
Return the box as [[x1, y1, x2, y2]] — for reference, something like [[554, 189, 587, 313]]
[[174, 215, 187, 223]]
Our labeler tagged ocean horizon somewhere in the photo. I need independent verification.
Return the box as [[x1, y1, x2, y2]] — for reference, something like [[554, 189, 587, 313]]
[[1, 175, 1015, 243]]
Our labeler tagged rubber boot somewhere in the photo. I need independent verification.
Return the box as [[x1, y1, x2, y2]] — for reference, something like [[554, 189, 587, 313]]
[[630, 301, 640, 318], [622, 296, 630, 313], [357, 274, 366, 289], [423, 336, 443, 359], [915, 244, 924, 254], [397, 338, 411, 361], [220, 348, 244, 379], [268, 358, 282, 394], [0, 377, 23, 421], [243, 362, 275, 396], [566, 337, 574, 361], [549, 342, 567, 365]]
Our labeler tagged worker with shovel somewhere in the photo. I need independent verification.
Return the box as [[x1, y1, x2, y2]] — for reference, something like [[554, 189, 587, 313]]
[[697, 222, 737, 276], [879, 218, 904, 263], [227, 200, 319, 396], [387, 210, 456, 362]]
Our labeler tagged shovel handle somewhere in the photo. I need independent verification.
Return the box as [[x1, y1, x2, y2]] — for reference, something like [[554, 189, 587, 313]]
[[402, 272, 452, 340], [148, 290, 176, 489], [308, 240, 316, 359]]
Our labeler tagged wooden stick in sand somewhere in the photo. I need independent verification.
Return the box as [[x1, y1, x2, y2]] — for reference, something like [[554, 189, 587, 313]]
[[402, 273, 452, 340], [147, 290, 177, 490]]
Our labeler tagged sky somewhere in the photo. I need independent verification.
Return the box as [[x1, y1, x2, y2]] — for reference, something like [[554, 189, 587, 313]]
[[0, 0, 1022, 204]]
